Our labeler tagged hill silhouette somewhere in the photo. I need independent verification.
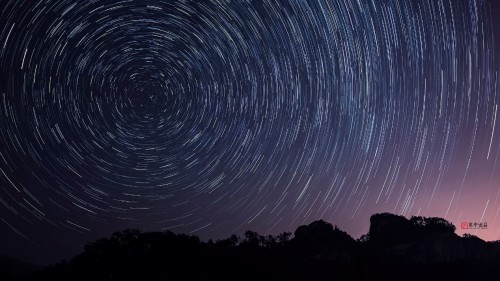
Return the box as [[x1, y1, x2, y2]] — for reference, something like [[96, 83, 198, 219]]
[[9, 213, 500, 280]]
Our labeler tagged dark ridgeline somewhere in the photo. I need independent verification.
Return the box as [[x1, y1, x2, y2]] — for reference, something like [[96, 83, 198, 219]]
[[6, 213, 500, 280]]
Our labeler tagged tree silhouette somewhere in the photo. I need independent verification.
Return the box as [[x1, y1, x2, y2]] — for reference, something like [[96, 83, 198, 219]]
[[21, 213, 500, 281]]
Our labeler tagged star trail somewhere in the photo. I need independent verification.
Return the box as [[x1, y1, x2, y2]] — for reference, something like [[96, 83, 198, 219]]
[[1, 0, 500, 264]]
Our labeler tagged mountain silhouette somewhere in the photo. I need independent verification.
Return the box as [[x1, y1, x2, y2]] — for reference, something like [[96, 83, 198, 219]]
[[7, 213, 500, 280]]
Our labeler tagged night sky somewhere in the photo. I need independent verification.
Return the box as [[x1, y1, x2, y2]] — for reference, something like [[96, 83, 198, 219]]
[[2, 0, 500, 265]]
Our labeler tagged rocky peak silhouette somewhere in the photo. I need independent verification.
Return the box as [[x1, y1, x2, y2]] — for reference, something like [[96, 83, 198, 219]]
[[10, 213, 500, 281]]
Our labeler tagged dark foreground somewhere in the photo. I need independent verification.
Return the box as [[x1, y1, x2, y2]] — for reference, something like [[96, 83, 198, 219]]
[[4, 213, 500, 280]]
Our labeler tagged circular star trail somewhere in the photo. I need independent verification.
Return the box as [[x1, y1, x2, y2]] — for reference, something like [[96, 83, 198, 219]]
[[1, 0, 500, 263]]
